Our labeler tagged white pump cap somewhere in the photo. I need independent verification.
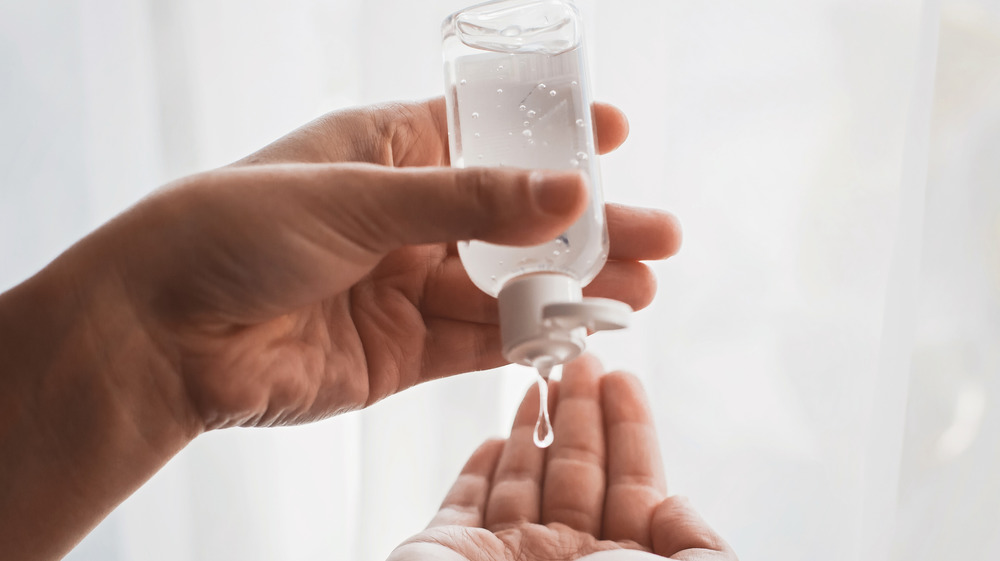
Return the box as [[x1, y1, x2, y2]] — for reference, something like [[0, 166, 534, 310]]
[[497, 273, 632, 367]]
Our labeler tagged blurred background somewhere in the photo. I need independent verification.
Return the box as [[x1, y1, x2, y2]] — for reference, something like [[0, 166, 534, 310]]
[[2, 0, 999, 559]]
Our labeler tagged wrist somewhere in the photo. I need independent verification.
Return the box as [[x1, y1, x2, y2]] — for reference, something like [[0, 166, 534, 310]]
[[0, 240, 201, 559]]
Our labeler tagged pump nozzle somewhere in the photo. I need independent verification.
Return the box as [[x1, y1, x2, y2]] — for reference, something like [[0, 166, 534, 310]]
[[497, 273, 631, 367]]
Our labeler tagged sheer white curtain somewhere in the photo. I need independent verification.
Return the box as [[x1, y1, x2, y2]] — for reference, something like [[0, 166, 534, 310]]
[[3, 0, 999, 560]]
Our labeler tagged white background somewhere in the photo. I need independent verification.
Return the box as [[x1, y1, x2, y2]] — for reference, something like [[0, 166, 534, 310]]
[[2, 0, 999, 560]]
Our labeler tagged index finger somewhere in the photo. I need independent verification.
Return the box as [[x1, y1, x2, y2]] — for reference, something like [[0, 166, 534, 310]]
[[235, 98, 631, 167], [379, 98, 632, 164], [375, 98, 632, 166]]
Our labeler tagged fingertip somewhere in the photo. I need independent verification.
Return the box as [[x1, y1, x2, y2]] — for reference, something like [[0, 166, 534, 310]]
[[483, 437, 507, 461], [633, 264, 659, 311], [584, 261, 658, 311], [606, 204, 683, 261], [594, 102, 630, 154], [481, 436, 507, 451], [432, 437, 507, 529], [562, 353, 605, 381], [462, 438, 507, 475], [461, 438, 505, 475], [651, 496, 734, 558], [516, 377, 541, 411], [660, 211, 683, 258], [556, 354, 603, 401], [600, 370, 655, 424]]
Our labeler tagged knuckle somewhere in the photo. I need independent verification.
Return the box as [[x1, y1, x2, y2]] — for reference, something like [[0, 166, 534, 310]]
[[552, 442, 604, 466], [458, 167, 496, 205]]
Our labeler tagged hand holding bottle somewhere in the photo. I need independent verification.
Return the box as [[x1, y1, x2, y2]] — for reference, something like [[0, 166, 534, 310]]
[[96, 98, 679, 427], [0, 98, 680, 560], [389, 354, 737, 561]]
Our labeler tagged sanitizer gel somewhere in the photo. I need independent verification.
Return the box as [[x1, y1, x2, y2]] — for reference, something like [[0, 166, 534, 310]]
[[442, 0, 631, 446]]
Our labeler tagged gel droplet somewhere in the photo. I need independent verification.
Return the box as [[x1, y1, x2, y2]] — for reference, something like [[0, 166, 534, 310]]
[[522, 129, 533, 137], [497, 88, 504, 94], [549, 90, 557, 97], [527, 110, 537, 118], [576, 118, 585, 127], [523, 120, 531, 127], [519, 104, 527, 111], [576, 151, 588, 160], [497, 65, 504, 71], [569, 158, 579, 166], [472, 112, 479, 119], [533, 362, 554, 448], [460, 79, 467, 86], [538, 83, 547, 90], [571, 80, 578, 86], [474, 132, 481, 138]]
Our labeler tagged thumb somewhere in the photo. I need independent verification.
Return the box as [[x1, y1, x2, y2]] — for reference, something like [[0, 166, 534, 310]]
[[320, 163, 590, 252]]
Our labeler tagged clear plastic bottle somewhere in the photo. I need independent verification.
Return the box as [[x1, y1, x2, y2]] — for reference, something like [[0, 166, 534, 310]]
[[442, 0, 630, 370]]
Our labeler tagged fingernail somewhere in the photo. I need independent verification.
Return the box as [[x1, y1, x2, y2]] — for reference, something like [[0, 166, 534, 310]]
[[530, 171, 587, 216]]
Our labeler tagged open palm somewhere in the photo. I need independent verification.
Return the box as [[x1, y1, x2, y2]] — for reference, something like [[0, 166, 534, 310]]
[[389, 355, 737, 561], [96, 99, 680, 430]]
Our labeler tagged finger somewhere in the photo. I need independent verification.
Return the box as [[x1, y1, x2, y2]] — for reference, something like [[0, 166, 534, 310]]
[[651, 496, 737, 560], [235, 99, 451, 168], [235, 98, 629, 167], [420, 97, 629, 159], [583, 261, 658, 312], [421, 258, 657, 324], [484, 377, 559, 531], [444, 201, 680, 260], [234, 104, 394, 166], [593, 102, 630, 155], [606, 204, 682, 261], [310, 163, 589, 252], [600, 371, 668, 546], [428, 438, 506, 528], [541, 354, 606, 535]]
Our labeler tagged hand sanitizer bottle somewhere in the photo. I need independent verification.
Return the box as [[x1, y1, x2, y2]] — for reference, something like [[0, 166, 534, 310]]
[[442, 0, 631, 378]]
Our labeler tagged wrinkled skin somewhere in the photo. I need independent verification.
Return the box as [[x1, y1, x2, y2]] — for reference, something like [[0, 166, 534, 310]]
[[391, 355, 738, 561]]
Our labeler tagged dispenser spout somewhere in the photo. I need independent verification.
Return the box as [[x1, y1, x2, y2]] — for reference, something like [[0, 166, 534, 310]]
[[497, 273, 632, 366]]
